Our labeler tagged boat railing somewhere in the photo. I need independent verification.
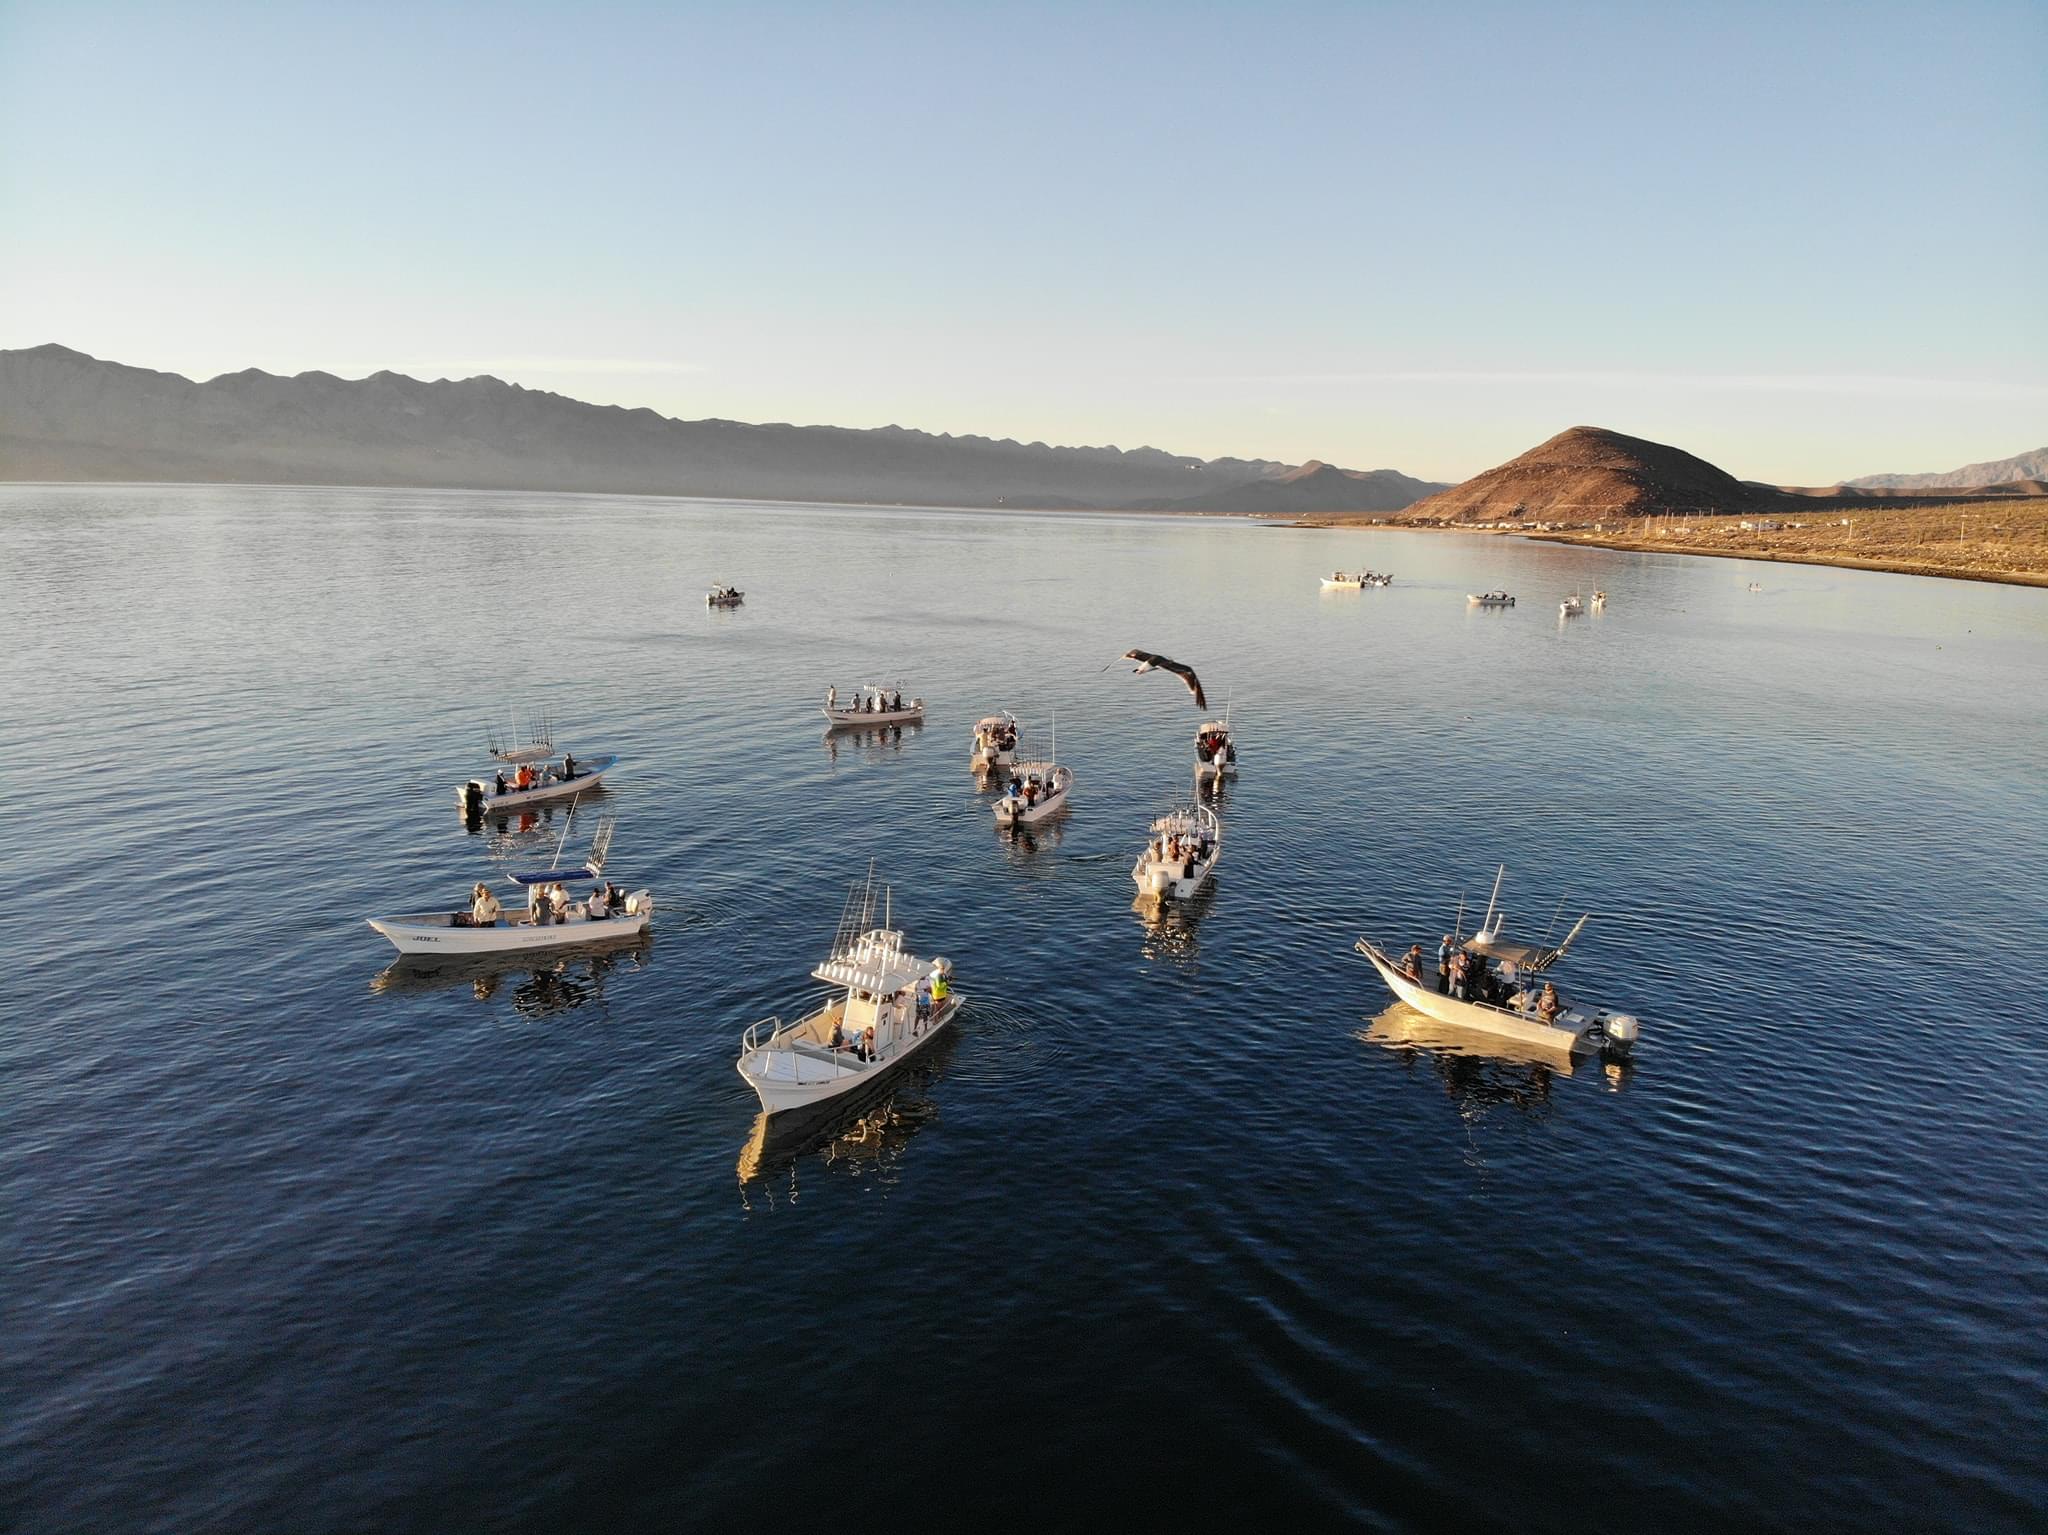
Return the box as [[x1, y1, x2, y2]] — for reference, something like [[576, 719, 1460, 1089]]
[[741, 1014, 788, 1055]]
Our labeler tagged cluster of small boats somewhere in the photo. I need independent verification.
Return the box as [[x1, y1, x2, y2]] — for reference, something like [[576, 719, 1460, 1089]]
[[369, 563, 1645, 1146], [1322, 569, 1393, 589]]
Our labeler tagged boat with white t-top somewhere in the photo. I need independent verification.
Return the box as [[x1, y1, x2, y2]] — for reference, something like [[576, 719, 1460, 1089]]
[[1132, 802, 1221, 902], [823, 683, 924, 727], [1352, 866, 1638, 1058], [970, 711, 1019, 772], [367, 817, 653, 955], [736, 873, 959, 1116], [1194, 713, 1238, 784], [994, 715, 1072, 826], [457, 712, 617, 815]]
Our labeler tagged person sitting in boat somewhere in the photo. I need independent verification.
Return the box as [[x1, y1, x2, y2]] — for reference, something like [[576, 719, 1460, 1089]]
[[470, 883, 500, 927], [1537, 982, 1563, 1024], [861, 1025, 877, 1062], [830, 1018, 847, 1051]]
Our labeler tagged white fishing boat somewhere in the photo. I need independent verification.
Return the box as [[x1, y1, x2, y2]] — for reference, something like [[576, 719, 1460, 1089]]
[[823, 683, 924, 727], [367, 817, 653, 955], [1591, 590, 1607, 609], [969, 711, 1019, 772], [458, 749, 619, 815], [1469, 590, 1516, 607], [1560, 594, 1585, 617], [707, 584, 744, 608], [1747, 581, 1764, 593], [736, 875, 959, 1116], [1322, 570, 1369, 590], [1194, 714, 1238, 783], [1132, 802, 1221, 901], [994, 715, 1072, 826], [1352, 867, 1639, 1057]]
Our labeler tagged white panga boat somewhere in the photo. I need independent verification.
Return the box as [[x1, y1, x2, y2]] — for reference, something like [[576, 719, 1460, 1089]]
[[1322, 570, 1392, 589], [994, 715, 1071, 826], [367, 818, 653, 955], [707, 583, 744, 608], [970, 710, 1019, 772], [1559, 594, 1585, 618], [1352, 867, 1639, 1058], [1194, 714, 1238, 784], [823, 683, 924, 727], [1469, 590, 1516, 607], [1132, 802, 1221, 901], [736, 875, 959, 1116]]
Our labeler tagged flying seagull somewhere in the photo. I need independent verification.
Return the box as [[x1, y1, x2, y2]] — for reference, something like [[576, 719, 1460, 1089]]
[[1120, 650, 1207, 711]]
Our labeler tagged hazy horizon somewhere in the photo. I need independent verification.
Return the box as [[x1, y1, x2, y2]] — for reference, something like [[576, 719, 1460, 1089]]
[[3, 1, 2042, 483]]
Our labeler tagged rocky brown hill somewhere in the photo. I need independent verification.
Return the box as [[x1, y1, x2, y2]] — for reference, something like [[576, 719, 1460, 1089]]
[[0, 343, 1353, 510], [1395, 426, 1762, 522]]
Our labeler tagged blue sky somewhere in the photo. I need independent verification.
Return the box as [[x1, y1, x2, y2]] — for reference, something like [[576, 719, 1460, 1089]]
[[3, 0, 2042, 481]]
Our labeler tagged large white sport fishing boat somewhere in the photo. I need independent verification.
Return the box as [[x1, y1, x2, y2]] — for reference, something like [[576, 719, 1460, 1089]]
[[994, 715, 1072, 826], [457, 711, 616, 815], [1132, 802, 1221, 901], [970, 710, 1019, 772], [1353, 867, 1639, 1057], [367, 817, 653, 955], [736, 873, 959, 1116], [823, 683, 924, 727]]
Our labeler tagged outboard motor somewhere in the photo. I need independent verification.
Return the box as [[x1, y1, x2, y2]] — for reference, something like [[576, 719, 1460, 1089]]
[[1601, 1013, 1640, 1055], [460, 779, 486, 818]]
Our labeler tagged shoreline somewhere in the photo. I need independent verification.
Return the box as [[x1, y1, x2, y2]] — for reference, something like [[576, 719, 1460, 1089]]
[[1290, 518, 2048, 590]]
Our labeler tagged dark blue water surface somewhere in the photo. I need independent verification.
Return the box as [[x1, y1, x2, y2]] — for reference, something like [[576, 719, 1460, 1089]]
[[4, 484, 2045, 1532]]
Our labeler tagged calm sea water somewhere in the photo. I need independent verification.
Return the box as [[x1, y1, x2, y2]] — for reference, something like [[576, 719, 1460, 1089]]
[[3, 483, 2045, 1532]]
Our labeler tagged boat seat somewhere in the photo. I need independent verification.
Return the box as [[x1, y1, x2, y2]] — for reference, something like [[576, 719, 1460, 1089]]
[[789, 1040, 866, 1070]]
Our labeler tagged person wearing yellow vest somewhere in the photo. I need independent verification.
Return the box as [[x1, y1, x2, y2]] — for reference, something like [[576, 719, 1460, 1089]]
[[929, 965, 949, 1009]]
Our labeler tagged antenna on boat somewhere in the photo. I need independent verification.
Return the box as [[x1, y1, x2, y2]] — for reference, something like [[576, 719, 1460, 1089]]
[[885, 882, 892, 932], [1541, 893, 1567, 946], [547, 796, 579, 870], [1478, 864, 1506, 940], [1453, 891, 1466, 942]]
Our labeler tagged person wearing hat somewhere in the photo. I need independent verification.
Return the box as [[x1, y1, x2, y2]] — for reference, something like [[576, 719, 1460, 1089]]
[[1402, 944, 1424, 982], [1537, 982, 1563, 1024], [470, 882, 500, 927], [1435, 935, 1454, 993]]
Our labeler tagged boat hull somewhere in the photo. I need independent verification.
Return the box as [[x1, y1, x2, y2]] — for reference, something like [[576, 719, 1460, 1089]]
[[824, 707, 924, 727], [1357, 941, 1599, 1053], [739, 996, 960, 1114], [368, 902, 653, 955], [1133, 854, 1217, 902]]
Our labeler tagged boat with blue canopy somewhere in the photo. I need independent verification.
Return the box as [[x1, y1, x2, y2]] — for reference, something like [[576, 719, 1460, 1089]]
[[367, 816, 653, 955]]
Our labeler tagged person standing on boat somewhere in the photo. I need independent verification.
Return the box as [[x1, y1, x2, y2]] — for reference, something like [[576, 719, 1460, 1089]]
[[562, 752, 577, 779], [1446, 949, 1467, 998], [471, 883, 500, 927], [494, 769, 509, 796], [1403, 944, 1425, 982], [1436, 935, 1453, 993]]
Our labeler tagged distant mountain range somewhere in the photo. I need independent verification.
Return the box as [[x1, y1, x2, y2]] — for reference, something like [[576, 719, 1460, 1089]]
[[1846, 447, 2048, 491], [0, 343, 1442, 513], [1387, 426, 2046, 525]]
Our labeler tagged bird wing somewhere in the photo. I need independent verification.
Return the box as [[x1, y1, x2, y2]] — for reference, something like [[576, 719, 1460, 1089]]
[[1122, 649, 1206, 710]]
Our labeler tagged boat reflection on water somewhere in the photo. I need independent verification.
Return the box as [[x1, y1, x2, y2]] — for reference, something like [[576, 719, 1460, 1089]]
[[462, 785, 612, 839], [737, 1030, 956, 1204], [370, 936, 654, 1016], [1132, 882, 1216, 965], [1361, 1002, 1629, 1119], [996, 815, 1065, 859], [820, 720, 921, 766]]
